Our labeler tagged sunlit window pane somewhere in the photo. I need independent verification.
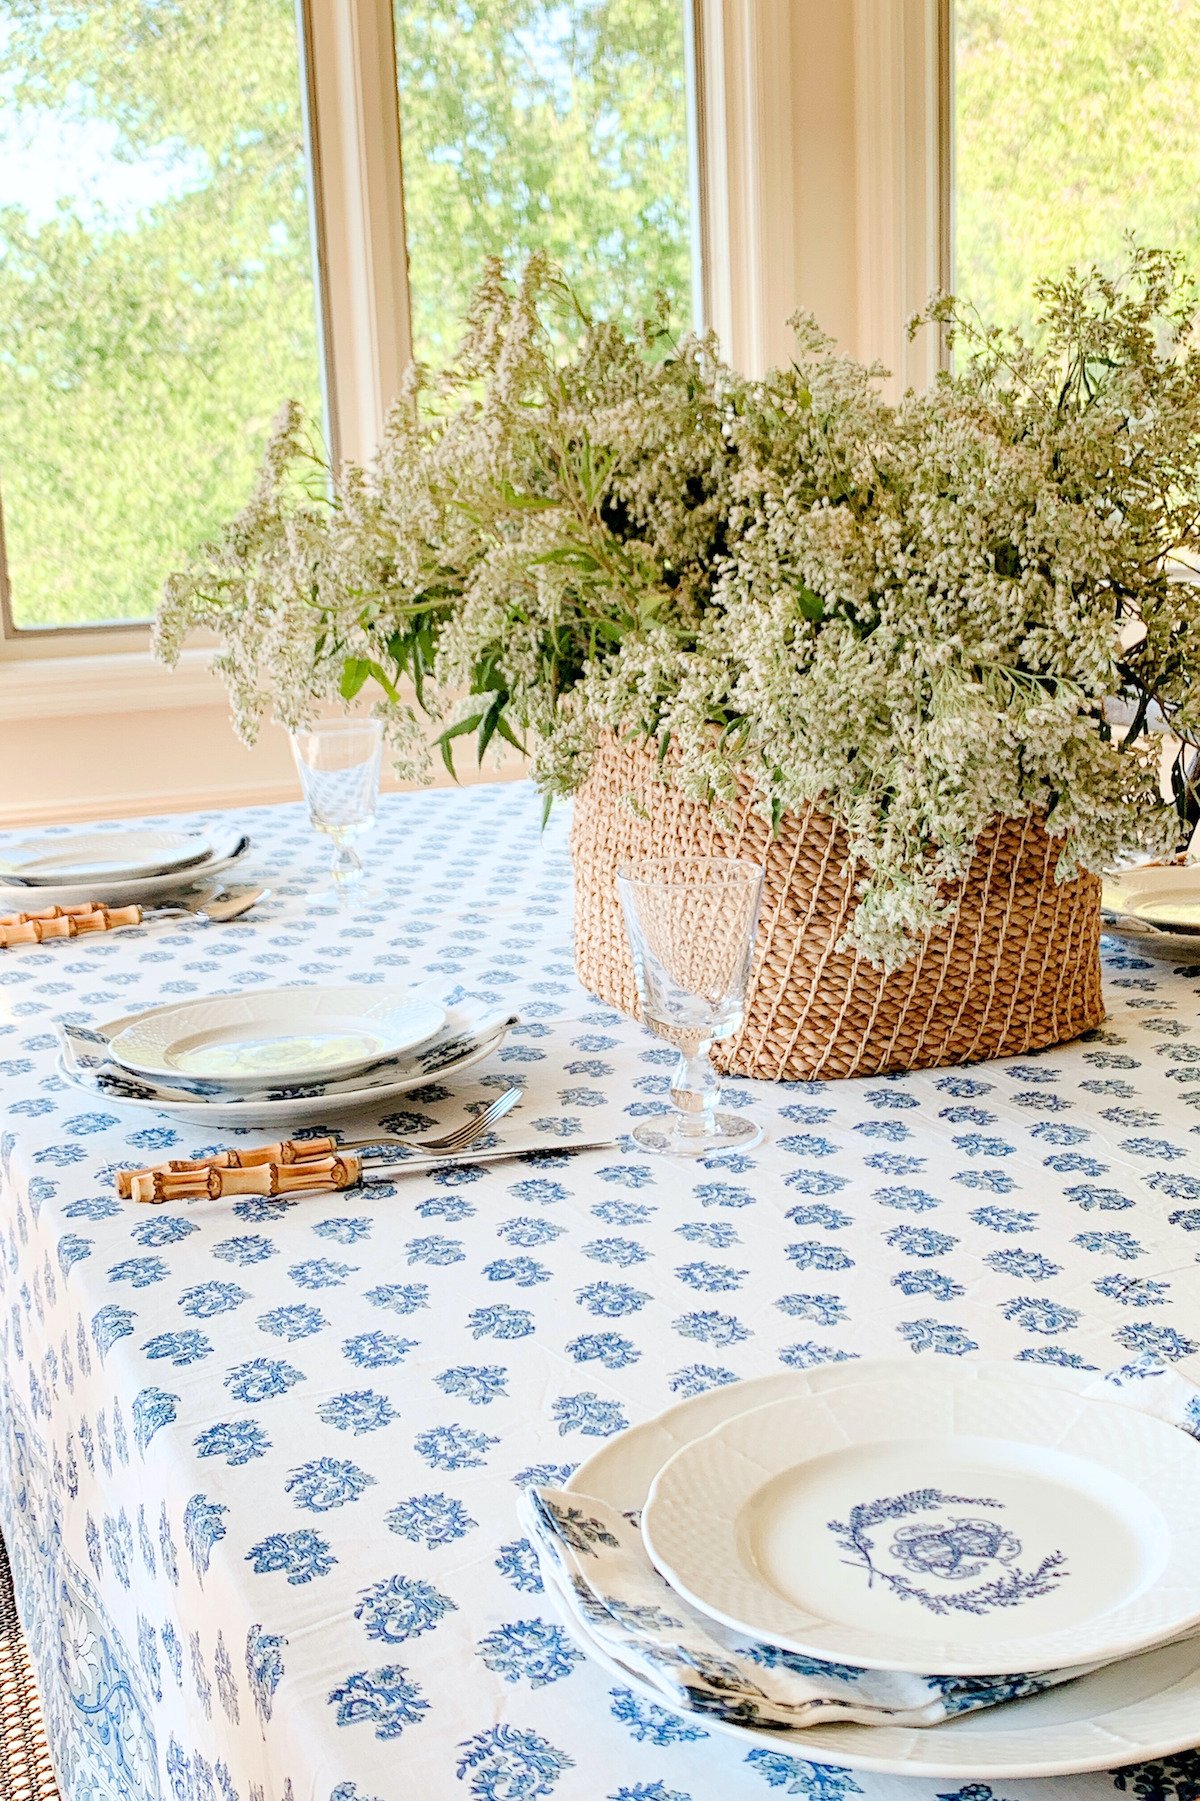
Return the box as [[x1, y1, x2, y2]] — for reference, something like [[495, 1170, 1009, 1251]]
[[954, 0, 1200, 332], [0, 1, 322, 629], [393, 0, 695, 365]]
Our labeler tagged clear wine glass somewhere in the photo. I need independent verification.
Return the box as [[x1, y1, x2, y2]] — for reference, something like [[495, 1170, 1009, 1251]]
[[290, 720, 382, 898], [617, 855, 764, 1156]]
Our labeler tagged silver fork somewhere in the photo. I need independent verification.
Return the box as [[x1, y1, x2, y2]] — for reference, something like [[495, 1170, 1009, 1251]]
[[333, 1084, 523, 1156]]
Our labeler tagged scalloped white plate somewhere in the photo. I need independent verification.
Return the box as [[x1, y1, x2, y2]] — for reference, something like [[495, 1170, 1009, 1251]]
[[108, 985, 445, 1088], [641, 1371, 1200, 1676], [563, 1362, 1200, 1778], [0, 826, 214, 885]]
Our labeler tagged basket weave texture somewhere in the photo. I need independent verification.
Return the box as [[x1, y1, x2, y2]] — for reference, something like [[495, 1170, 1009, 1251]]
[[570, 734, 1104, 1081]]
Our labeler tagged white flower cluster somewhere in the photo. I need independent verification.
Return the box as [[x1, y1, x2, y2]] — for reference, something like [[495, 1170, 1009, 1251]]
[[156, 250, 1200, 965]]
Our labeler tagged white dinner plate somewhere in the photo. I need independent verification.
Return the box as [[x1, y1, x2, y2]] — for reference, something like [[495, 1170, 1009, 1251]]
[[108, 985, 446, 1089], [641, 1370, 1200, 1676], [0, 832, 249, 911], [0, 827, 215, 886], [565, 1361, 1200, 1778], [1103, 864, 1200, 955], [59, 1014, 512, 1126]]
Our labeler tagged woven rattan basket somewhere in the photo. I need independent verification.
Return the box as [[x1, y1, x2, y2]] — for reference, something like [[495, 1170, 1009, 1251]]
[[570, 734, 1104, 1081]]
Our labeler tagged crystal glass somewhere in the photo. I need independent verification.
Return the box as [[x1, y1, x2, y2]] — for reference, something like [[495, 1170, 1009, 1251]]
[[617, 856, 764, 1156], [290, 720, 382, 896]]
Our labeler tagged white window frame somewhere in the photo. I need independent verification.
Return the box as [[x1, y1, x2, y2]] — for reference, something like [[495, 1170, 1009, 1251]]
[[0, 0, 952, 712]]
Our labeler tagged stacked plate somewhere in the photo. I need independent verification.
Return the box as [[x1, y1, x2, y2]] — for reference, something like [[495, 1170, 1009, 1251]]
[[534, 1361, 1200, 1778], [58, 983, 516, 1125], [1102, 862, 1200, 961], [0, 824, 250, 911]]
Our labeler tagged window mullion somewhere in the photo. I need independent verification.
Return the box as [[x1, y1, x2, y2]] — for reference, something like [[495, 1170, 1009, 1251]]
[[299, 0, 414, 467]]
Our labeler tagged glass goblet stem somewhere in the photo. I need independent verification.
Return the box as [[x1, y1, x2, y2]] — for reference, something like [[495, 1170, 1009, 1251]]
[[329, 832, 364, 889], [669, 1038, 722, 1142]]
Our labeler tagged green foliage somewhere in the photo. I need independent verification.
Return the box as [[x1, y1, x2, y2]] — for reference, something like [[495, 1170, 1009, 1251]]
[[955, 0, 1200, 333], [158, 250, 1200, 965], [0, 0, 691, 628]]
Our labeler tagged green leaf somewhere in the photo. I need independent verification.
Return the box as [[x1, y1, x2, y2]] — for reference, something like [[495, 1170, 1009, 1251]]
[[339, 657, 370, 701], [796, 584, 825, 622], [529, 546, 600, 571], [499, 479, 558, 511], [434, 712, 485, 780]]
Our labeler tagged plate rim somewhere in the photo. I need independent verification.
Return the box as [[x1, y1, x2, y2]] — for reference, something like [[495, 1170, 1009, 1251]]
[[0, 826, 216, 885], [566, 1360, 1200, 1778], [106, 983, 447, 1090], [640, 1372, 1200, 1675], [0, 834, 248, 910]]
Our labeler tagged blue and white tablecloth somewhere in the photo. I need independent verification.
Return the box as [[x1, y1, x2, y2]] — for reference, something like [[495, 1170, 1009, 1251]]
[[2, 780, 1200, 1801]]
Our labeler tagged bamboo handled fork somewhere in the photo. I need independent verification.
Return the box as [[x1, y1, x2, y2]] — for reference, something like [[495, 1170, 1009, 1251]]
[[117, 1085, 523, 1202]]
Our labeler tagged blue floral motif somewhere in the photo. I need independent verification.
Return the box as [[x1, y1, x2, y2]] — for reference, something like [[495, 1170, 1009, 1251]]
[[891, 1270, 964, 1301], [786, 1242, 853, 1272], [285, 1456, 377, 1511], [91, 1302, 135, 1358], [180, 1280, 249, 1317], [144, 1328, 213, 1365], [495, 1538, 543, 1594], [246, 1529, 336, 1584], [258, 1303, 326, 1339], [414, 1424, 498, 1469], [551, 1391, 629, 1436], [477, 1616, 583, 1687], [576, 1281, 650, 1317], [318, 1390, 400, 1433], [195, 1420, 272, 1465], [673, 1310, 751, 1346], [468, 1303, 534, 1339], [608, 1686, 709, 1743], [744, 1750, 863, 1797], [437, 1364, 508, 1405], [669, 1363, 737, 1395], [328, 1664, 429, 1739], [133, 1384, 178, 1451], [828, 1489, 1066, 1614], [898, 1320, 979, 1356], [386, 1493, 477, 1548], [354, 1574, 455, 1642], [999, 1296, 1082, 1335], [1116, 1322, 1198, 1361], [343, 1330, 417, 1368], [224, 1357, 305, 1402], [183, 1494, 228, 1577], [566, 1331, 640, 1369], [456, 1724, 574, 1798], [366, 1282, 429, 1314]]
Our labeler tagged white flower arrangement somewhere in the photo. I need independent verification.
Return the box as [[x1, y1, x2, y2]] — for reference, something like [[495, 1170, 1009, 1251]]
[[156, 248, 1200, 965]]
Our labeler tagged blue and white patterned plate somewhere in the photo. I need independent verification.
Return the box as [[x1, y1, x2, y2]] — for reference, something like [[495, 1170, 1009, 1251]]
[[641, 1368, 1200, 1676], [567, 1360, 1200, 1779]]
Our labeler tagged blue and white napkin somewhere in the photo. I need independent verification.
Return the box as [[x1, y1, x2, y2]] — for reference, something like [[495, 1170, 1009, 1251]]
[[523, 1359, 1200, 1733]]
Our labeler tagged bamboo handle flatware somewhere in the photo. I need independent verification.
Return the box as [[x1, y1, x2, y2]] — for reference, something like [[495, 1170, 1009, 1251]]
[[115, 1085, 524, 1199], [0, 887, 268, 948]]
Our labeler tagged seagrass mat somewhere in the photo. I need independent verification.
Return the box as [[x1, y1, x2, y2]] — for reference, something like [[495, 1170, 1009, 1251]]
[[0, 1535, 59, 1801]]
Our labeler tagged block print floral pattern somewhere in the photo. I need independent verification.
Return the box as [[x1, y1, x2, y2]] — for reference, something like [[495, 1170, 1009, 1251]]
[[0, 782, 1197, 1799]]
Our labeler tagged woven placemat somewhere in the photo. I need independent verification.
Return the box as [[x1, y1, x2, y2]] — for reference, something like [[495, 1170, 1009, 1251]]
[[0, 1535, 59, 1801]]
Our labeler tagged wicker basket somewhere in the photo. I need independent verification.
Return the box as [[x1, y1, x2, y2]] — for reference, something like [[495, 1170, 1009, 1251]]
[[570, 734, 1104, 1081]]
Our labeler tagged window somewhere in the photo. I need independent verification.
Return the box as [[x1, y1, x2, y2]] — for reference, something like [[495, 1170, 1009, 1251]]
[[0, 0, 698, 645], [393, 0, 696, 365], [0, 1, 323, 635], [953, 0, 1200, 332]]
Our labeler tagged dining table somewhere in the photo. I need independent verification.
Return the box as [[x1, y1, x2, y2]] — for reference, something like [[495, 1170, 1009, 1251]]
[[2, 777, 1200, 1801]]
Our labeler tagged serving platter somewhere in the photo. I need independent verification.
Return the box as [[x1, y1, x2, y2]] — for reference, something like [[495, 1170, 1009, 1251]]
[[564, 1360, 1200, 1779]]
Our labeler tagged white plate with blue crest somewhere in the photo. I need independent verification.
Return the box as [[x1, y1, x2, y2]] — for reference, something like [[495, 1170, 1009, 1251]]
[[641, 1369, 1200, 1676], [565, 1361, 1200, 1778]]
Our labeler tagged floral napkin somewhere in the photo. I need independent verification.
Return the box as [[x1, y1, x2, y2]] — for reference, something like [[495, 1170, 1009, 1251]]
[[523, 1358, 1200, 1734], [58, 1001, 519, 1106]]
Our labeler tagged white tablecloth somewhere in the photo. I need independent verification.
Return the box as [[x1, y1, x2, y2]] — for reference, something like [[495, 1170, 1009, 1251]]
[[2, 781, 1199, 1801]]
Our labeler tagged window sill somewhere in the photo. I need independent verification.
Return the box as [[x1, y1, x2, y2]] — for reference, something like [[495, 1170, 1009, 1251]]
[[0, 647, 227, 723]]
